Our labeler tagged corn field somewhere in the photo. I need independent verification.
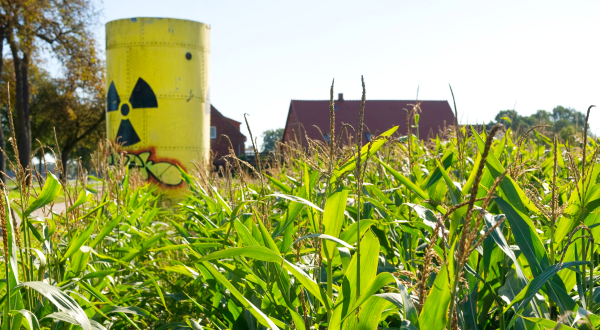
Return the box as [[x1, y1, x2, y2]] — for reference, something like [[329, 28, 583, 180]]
[[1, 80, 599, 330]]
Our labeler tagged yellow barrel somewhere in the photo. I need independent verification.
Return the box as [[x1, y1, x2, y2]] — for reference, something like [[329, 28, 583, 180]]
[[105, 17, 210, 196]]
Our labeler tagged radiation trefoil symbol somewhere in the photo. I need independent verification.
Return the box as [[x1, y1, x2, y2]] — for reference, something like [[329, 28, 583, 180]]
[[107, 78, 158, 146], [106, 78, 182, 186]]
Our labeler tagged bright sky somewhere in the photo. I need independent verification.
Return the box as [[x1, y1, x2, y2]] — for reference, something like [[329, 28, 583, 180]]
[[99, 0, 600, 147]]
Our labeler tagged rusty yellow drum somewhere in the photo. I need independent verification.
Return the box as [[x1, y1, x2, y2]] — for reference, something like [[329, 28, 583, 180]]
[[106, 17, 210, 196]]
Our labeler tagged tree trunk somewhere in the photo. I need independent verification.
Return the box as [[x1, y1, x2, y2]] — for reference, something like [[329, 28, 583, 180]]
[[9, 44, 32, 171], [18, 54, 32, 170], [61, 144, 71, 180], [58, 115, 105, 180]]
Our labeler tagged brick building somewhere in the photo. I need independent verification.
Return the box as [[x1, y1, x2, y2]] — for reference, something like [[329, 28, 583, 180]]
[[210, 105, 246, 167], [282, 93, 456, 145]]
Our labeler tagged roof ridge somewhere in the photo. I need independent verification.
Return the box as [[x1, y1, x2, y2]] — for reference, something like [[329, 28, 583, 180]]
[[290, 99, 449, 102]]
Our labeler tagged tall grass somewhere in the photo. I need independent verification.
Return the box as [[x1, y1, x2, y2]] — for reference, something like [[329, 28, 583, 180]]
[[0, 80, 598, 330]]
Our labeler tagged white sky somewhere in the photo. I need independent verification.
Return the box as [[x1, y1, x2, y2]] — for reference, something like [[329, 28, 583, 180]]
[[97, 0, 600, 147]]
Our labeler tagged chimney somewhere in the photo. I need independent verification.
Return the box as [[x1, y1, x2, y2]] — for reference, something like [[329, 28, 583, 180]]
[[338, 93, 344, 101]]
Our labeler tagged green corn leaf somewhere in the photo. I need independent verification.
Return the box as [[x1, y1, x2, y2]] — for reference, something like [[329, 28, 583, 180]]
[[376, 285, 419, 326], [289, 309, 306, 330], [61, 219, 97, 262], [506, 261, 588, 328], [24, 173, 62, 218], [212, 186, 232, 216], [482, 212, 527, 279], [322, 188, 349, 260], [339, 219, 377, 245], [289, 234, 353, 253], [90, 320, 108, 330], [341, 272, 397, 323], [101, 306, 158, 321], [68, 246, 92, 277], [44, 216, 56, 240], [149, 242, 221, 252], [343, 296, 393, 330], [521, 317, 576, 330], [494, 197, 548, 275], [555, 179, 600, 251], [398, 320, 420, 330], [268, 193, 323, 213], [81, 270, 117, 281], [559, 206, 600, 291], [199, 246, 281, 263], [378, 158, 428, 201], [404, 203, 440, 230], [399, 283, 419, 325], [329, 230, 380, 330], [41, 312, 82, 327], [233, 219, 260, 247], [576, 309, 600, 328], [16, 281, 91, 330], [224, 200, 254, 242], [67, 189, 92, 213], [74, 201, 110, 223], [4, 190, 19, 287], [272, 185, 311, 239], [498, 269, 536, 329], [264, 174, 292, 193], [121, 231, 167, 262], [472, 127, 539, 215], [200, 261, 280, 329], [282, 259, 333, 310], [330, 125, 398, 183], [254, 208, 282, 253], [10, 310, 39, 330], [422, 149, 455, 189], [187, 319, 204, 330], [495, 197, 577, 315], [418, 242, 454, 330], [435, 159, 462, 205], [364, 183, 395, 206], [197, 192, 218, 213], [229, 201, 253, 224], [377, 157, 446, 214], [26, 221, 43, 242], [462, 147, 482, 195], [337, 247, 352, 272], [77, 282, 140, 329]]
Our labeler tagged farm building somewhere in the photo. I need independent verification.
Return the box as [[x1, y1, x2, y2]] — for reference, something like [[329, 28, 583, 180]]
[[210, 105, 247, 167], [281, 93, 456, 145]]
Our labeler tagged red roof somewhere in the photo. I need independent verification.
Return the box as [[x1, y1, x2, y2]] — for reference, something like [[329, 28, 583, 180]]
[[282, 98, 456, 145]]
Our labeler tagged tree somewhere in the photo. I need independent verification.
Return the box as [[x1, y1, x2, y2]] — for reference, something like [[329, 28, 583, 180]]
[[262, 128, 284, 152], [29, 68, 104, 178], [494, 110, 534, 134], [0, 0, 101, 172], [489, 105, 588, 138], [0, 55, 104, 179]]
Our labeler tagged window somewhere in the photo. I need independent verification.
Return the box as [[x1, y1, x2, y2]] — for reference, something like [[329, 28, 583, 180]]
[[324, 134, 330, 143], [210, 126, 217, 139], [365, 133, 372, 141]]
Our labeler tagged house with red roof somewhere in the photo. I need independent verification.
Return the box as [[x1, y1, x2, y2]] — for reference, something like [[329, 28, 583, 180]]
[[282, 93, 455, 145], [210, 105, 246, 167]]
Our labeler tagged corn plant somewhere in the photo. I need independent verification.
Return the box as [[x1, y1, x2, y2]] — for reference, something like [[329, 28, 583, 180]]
[[2, 80, 599, 330]]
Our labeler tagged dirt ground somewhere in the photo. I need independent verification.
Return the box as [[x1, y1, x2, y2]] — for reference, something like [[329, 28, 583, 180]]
[[31, 202, 66, 219], [10, 202, 68, 227]]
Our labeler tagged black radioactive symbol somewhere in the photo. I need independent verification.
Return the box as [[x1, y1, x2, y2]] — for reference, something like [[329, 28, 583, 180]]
[[107, 78, 158, 146]]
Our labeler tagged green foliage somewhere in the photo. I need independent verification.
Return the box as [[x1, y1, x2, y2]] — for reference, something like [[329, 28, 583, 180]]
[[261, 128, 284, 152], [5, 107, 600, 329], [491, 106, 588, 142]]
